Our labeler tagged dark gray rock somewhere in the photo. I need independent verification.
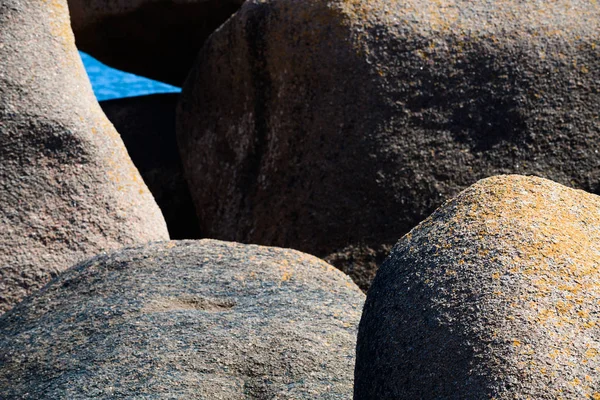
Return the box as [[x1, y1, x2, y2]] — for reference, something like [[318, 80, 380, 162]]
[[68, 0, 245, 85], [100, 94, 201, 239], [177, 0, 600, 291], [0, 240, 364, 399], [0, 0, 169, 314], [355, 175, 600, 399]]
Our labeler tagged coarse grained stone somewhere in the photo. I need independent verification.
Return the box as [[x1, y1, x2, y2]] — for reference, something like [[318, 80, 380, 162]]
[[177, 0, 600, 291], [0, 240, 364, 399], [355, 175, 600, 399], [68, 0, 245, 85], [0, 0, 169, 314], [100, 94, 201, 239]]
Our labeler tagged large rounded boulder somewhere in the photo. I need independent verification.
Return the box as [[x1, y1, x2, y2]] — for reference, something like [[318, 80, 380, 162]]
[[355, 175, 600, 399], [0, 240, 364, 399], [0, 0, 169, 314], [177, 0, 600, 290], [100, 94, 201, 239], [68, 0, 244, 85]]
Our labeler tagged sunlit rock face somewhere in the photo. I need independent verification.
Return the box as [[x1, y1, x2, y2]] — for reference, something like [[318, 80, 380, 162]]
[[0, 240, 364, 399], [0, 0, 169, 314], [355, 175, 600, 399], [176, 0, 600, 291]]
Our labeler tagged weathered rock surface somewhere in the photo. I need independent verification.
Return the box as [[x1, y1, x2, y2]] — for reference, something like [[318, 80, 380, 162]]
[[177, 0, 600, 290], [68, 0, 244, 85], [100, 94, 201, 239], [355, 175, 600, 399], [0, 240, 364, 399], [0, 0, 169, 314]]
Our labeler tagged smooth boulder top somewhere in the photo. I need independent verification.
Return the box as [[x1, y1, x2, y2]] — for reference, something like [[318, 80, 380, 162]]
[[68, 0, 245, 85], [0, 0, 169, 314], [355, 175, 600, 399], [0, 240, 364, 399], [100, 94, 201, 240], [176, 0, 600, 291]]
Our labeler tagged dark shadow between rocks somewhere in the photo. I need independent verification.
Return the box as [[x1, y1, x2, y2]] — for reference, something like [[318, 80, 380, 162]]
[[73, 1, 244, 86], [101, 94, 202, 240]]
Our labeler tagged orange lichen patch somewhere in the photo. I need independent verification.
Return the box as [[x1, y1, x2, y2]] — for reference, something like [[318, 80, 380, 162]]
[[451, 176, 600, 295], [279, 259, 294, 282], [401, 175, 600, 396], [336, 0, 598, 39], [281, 270, 292, 281], [43, 0, 77, 56], [585, 348, 599, 358]]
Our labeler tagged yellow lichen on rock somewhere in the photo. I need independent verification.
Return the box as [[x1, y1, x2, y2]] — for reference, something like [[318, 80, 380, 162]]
[[356, 175, 600, 398]]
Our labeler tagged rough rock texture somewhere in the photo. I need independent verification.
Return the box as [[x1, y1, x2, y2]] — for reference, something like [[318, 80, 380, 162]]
[[0, 240, 364, 399], [100, 94, 201, 239], [177, 0, 600, 290], [355, 175, 600, 399], [68, 0, 245, 85], [0, 0, 169, 314]]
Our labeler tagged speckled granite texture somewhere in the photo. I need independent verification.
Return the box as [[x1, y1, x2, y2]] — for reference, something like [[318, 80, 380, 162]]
[[0, 240, 364, 399], [355, 175, 600, 399], [177, 0, 600, 291], [0, 0, 169, 314]]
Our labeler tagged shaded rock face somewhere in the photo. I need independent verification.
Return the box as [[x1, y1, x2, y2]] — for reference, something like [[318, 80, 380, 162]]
[[355, 175, 600, 399], [0, 0, 169, 314], [68, 0, 245, 85], [100, 94, 201, 239], [0, 240, 364, 399], [177, 0, 600, 290]]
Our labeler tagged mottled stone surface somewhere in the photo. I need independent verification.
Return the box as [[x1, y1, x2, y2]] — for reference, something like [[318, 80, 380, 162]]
[[177, 0, 600, 291], [0, 240, 364, 399], [355, 175, 600, 399], [101, 94, 201, 239], [0, 0, 169, 314], [68, 0, 244, 85]]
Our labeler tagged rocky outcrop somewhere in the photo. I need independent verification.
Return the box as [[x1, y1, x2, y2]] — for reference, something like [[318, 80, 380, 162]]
[[177, 0, 600, 290], [100, 94, 201, 239], [0, 240, 364, 399], [355, 175, 600, 399], [68, 0, 244, 85], [0, 0, 169, 314]]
